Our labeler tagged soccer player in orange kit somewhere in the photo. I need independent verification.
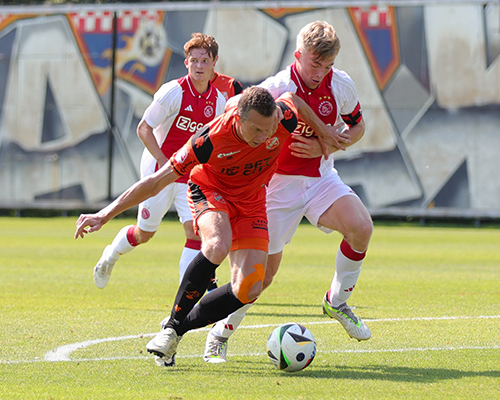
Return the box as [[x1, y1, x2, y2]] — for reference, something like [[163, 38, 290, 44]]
[[74, 86, 348, 366]]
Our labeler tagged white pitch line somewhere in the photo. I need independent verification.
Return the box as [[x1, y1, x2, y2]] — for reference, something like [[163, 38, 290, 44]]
[[3, 344, 500, 365], [41, 314, 500, 362], [43, 334, 156, 362], [0, 315, 498, 365]]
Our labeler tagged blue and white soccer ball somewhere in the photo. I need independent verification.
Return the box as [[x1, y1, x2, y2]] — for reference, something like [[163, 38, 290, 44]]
[[266, 323, 316, 372]]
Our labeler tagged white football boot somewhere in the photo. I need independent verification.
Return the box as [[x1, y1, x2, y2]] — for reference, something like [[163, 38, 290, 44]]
[[146, 327, 182, 367], [93, 246, 116, 289], [203, 331, 228, 363], [322, 291, 371, 341]]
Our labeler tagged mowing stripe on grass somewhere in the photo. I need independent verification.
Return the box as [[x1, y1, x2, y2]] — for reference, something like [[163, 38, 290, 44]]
[[3, 345, 500, 365], [1, 315, 498, 365], [42, 314, 500, 362]]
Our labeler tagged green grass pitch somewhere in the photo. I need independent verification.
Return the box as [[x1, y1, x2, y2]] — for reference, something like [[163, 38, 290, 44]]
[[0, 217, 499, 399]]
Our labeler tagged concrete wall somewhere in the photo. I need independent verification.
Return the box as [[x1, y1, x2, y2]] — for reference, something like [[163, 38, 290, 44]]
[[0, 3, 499, 213]]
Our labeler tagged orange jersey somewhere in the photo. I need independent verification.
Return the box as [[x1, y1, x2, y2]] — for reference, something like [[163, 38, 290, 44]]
[[210, 71, 243, 101], [170, 95, 298, 203]]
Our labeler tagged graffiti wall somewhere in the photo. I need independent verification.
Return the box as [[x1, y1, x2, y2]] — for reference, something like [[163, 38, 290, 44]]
[[0, 3, 499, 212]]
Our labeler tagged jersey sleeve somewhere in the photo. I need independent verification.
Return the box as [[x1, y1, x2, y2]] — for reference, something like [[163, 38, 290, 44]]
[[276, 95, 299, 134], [169, 125, 213, 177], [214, 89, 227, 117], [143, 80, 182, 128], [331, 69, 363, 126], [258, 68, 297, 100]]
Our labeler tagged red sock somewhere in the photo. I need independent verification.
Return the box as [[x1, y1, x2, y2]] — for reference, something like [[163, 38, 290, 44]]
[[126, 226, 139, 247]]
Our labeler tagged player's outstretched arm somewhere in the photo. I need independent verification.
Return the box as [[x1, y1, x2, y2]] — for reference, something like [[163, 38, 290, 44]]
[[74, 162, 179, 239]]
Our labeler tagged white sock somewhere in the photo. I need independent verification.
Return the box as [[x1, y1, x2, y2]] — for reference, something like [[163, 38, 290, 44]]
[[329, 240, 365, 307], [179, 247, 200, 283], [105, 225, 137, 263], [210, 303, 254, 339]]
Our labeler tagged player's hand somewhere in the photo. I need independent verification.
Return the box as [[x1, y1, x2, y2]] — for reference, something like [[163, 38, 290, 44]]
[[319, 123, 351, 155], [290, 130, 350, 159], [74, 213, 106, 239], [289, 135, 324, 158]]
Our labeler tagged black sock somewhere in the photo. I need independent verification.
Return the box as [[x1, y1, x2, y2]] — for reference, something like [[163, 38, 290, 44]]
[[207, 270, 218, 291], [166, 252, 219, 332], [176, 283, 245, 336]]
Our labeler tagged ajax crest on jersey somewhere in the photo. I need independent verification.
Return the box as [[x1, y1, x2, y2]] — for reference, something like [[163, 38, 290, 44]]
[[266, 323, 316, 372]]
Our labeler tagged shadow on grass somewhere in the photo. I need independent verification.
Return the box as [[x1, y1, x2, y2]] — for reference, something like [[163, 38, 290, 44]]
[[280, 364, 500, 382], [255, 303, 319, 308], [249, 302, 370, 319], [165, 361, 500, 383]]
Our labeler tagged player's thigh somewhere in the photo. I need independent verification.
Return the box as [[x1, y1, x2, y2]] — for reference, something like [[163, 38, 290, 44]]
[[303, 173, 359, 232], [266, 175, 308, 255], [172, 182, 192, 224], [319, 195, 373, 250], [171, 183, 198, 239], [137, 183, 177, 232]]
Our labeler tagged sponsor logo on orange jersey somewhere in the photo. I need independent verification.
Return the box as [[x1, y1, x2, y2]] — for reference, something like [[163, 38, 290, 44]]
[[217, 150, 241, 158]]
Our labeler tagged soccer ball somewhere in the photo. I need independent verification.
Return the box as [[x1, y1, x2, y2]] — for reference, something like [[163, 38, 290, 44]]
[[266, 323, 316, 372]]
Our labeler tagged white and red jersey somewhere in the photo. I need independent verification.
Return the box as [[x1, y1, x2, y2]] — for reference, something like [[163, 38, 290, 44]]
[[141, 75, 226, 183], [259, 61, 362, 177]]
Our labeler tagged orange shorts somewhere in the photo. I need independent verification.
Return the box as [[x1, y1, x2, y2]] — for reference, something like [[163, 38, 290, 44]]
[[187, 182, 269, 252]]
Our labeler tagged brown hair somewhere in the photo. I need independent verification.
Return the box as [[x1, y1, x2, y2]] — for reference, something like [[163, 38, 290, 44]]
[[183, 32, 219, 60], [296, 21, 341, 61], [238, 86, 276, 121]]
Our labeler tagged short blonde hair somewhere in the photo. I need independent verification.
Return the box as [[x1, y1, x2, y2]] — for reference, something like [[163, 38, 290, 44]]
[[296, 21, 341, 61]]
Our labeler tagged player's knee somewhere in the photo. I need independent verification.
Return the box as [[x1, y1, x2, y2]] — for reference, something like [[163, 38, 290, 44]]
[[185, 230, 199, 241], [349, 218, 373, 250], [201, 236, 231, 264], [236, 263, 265, 303], [262, 273, 274, 290], [247, 281, 263, 302], [135, 229, 156, 244], [183, 221, 198, 240], [235, 280, 263, 304], [358, 219, 373, 242]]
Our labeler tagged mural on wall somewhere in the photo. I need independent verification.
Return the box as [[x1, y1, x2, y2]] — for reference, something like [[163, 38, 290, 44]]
[[0, 4, 499, 210]]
